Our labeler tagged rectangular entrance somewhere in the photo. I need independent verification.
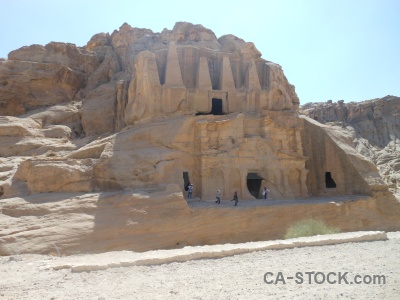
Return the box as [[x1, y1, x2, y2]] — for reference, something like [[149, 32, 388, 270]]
[[211, 98, 223, 115]]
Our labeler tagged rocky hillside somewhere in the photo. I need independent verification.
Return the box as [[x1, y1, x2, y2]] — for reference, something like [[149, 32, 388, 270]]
[[0, 21, 302, 200], [301, 95, 400, 198], [1, 22, 399, 256]]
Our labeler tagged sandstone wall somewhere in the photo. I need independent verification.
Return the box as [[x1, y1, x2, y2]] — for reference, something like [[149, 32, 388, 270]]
[[302, 117, 375, 196], [89, 113, 309, 200], [301, 96, 400, 197], [0, 60, 85, 115], [0, 22, 392, 202], [14, 159, 94, 193], [1, 187, 399, 255], [123, 40, 299, 124], [1, 22, 299, 141]]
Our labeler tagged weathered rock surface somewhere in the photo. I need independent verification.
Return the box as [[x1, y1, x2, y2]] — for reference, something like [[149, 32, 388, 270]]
[[80, 82, 117, 135], [1, 188, 399, 255], [0, 22, 399, 255], [0, 60, 85, 115], [301, 96, 400, 198], [1, 21, 299, 121], [8, 42, 99, 73], [14, 159, 94, 193]]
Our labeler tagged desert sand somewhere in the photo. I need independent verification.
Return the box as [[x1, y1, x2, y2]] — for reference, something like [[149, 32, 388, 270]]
[[1, 232, 399, 300]]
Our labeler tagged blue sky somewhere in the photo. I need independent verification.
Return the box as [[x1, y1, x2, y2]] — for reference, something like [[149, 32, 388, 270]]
[[1, 0, 399, 104]]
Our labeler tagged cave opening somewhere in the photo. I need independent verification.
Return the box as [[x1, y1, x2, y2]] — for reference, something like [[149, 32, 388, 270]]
[[183, 172, 191, 191], [247, 173, 263, 198], [195, 98, 224, 116], [325, 172, 337, 188], [211, 98, 223, 115]]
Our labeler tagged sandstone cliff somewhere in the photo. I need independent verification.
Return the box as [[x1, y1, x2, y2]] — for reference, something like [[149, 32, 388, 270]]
[[0, 22, 304, 200], [1, 22, 298, 121], [301, 96, 400, 198], [0, 23, 399, 255]]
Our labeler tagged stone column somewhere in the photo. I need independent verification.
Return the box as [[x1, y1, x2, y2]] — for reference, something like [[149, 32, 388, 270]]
[[165, 41, 184, 87]]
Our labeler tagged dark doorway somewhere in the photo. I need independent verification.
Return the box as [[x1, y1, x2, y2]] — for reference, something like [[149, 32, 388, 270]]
[[195, 98, 225, 116], [247, 173, 263, 198], [211, 98, 223, 115], [183, 172, 191, 191], [325, 172, 337, 188]]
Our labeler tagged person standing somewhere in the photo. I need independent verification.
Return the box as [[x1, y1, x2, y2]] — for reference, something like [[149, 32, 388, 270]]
[[215, 190, 221, 204], [187, 184, 193, 199], [231, 191, 238, 206], [262, 187, 270, 200]]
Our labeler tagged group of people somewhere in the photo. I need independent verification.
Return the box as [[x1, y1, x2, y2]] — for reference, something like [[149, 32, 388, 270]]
[[215, 190, 238, 206], [215, 187, 270, 206], [188, 184, 270, 206]]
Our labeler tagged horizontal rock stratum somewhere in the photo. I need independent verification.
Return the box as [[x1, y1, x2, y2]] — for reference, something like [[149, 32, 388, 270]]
[[0, 22, 399, 255]]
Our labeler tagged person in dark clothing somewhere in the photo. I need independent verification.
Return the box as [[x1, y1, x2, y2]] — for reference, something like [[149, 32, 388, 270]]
[[215, 190, 221, 204], [262, 187, 270, 200], [230, 191, 238, 206], [187, 184, 193, 199]]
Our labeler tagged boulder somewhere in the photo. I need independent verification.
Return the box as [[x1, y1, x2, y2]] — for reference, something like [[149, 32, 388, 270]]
[[80, 82, 117, 136], [0, 60, 85, 115], [14, 159, 93, 193], [8, 42, 99, 74]]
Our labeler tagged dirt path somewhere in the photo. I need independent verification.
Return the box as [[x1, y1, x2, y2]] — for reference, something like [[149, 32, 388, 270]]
[[1, 232, 399, 299], [187, 195, 366, 209]]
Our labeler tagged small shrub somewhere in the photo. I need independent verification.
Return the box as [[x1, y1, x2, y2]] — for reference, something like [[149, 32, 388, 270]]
[[284, 219, 339, 239]]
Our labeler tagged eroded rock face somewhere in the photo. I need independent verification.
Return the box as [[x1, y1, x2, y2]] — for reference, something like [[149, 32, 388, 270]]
[[14, 159, 94, 193], [301, 96, 400, 197], [91, 112, 309, 200], [0, 22, 394, 200], [0, 60, 85, 115], [1, 22, 299, 122], [0, 22, 399, 255], [81, 82, 117, 135], [1, 188, 399, 255]]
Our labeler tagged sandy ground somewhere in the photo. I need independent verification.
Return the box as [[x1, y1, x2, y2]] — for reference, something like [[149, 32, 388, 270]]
[[187, 195, 366, 208], [1, 232, 399, 300]]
